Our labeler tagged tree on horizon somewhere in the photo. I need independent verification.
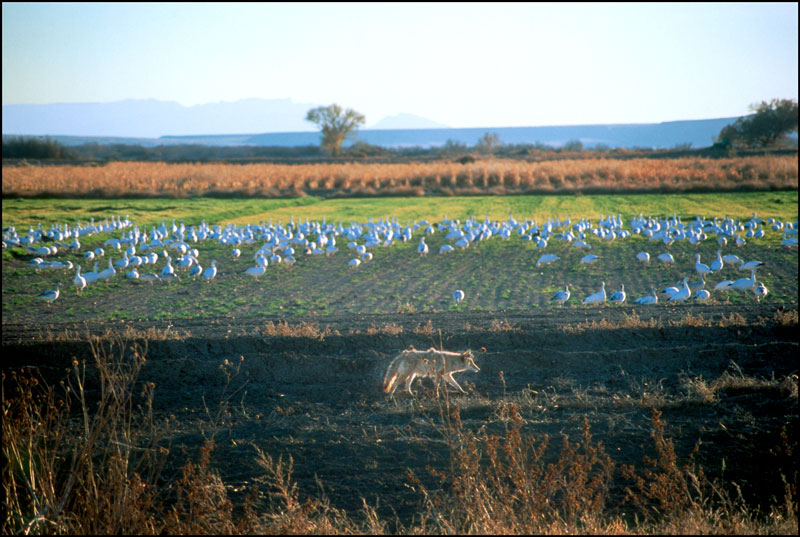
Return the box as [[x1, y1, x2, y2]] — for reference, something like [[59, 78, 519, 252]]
[[305, 104, 366, 157]]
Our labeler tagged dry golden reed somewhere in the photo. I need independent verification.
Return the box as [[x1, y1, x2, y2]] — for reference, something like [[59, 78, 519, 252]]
[[3, 156, 796, 197]]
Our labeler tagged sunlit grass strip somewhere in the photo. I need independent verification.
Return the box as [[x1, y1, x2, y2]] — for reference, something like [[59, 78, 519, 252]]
[[2, 191, 798, 229]]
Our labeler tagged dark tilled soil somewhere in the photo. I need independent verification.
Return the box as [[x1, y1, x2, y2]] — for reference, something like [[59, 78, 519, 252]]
[[2, 304, 798, 527]]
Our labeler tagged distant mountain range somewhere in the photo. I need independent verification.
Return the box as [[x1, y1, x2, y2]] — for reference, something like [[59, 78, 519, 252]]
[[3, 98, 742, 149], [2, 98, 450, 138]]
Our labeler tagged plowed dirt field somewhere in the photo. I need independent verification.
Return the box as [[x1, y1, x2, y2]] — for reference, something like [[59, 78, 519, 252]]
[[3, 303, 797, 527]]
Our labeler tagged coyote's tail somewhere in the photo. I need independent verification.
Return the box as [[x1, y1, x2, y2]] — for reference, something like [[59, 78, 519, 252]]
[[382, 351, 405, 394]]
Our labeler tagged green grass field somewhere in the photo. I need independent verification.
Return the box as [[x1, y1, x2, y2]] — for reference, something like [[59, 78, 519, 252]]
[[2, 191, 798, 323], [3, 191, 797, 229]]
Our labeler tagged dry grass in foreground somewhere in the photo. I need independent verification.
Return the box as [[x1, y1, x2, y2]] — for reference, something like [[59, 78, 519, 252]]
[[2, 338, 796, 534], [3, 155, 796, 198]]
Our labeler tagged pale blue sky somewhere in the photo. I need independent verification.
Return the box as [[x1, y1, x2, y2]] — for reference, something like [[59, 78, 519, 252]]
[[2, 2, 797, 129]]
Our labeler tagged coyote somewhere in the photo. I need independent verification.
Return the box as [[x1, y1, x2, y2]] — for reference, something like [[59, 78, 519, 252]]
[[382, 346, 479, 396]]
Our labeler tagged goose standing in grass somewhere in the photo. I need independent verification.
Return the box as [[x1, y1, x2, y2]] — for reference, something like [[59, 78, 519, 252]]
[[203, 260, 217, 282], [730, 269, 757, 294], [713, 279, 734, 293], [189, 263, 203, 280], [73, 265, 86, 296], [232, 248, 241, 261], [536, 254, 559, 268], [668, 277, 691, 303], [245, 263, 267, 279], [739, 260, 764, 272], [582, 282, 606, 305], [636, 252, 650, 266], [453, 289, 465, 305], [657, 253, 675, 266], [709, 250, 724, 272], [418, 237, 429, 256], [126, 268, 140, 279], [688, 273, 706, 295], [608, 283, 626, 304], [139, 273, 160, 284], [634, 289, 658, 305], [439, 244, 454, 255], [579, 254, 599, 265], [694, 289, 711, 302], [83, 261, 100, 285], [722, 253, 743, 267], [37, 282, 61, 305], [550, 284, 570, 306], [160, 272, 181, 283], [754, 281, 768, 302], [161, 256, 175, 277], [97, 258, 116, 282], [694, 254, 711, 277], [349, 258, 361, 269]]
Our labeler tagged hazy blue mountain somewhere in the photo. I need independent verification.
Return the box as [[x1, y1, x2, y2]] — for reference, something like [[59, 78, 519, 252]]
[[368, 113, 451, 130], [2, 98, 321, 138], [3, 97, 741, 149]]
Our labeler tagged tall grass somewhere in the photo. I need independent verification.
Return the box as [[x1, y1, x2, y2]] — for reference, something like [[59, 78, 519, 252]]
[[3, 156, 796, 198], [3, 343, 797, 534]]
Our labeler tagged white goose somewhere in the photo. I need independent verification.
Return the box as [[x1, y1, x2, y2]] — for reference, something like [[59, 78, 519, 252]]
[[694, 254, 711, 277], [245, 264, 267, 278], [657, 253, 675, 266], [453, 289, 465, 305], [668, 277, 691, 303], [754, 281, 768, 302], [418, 237, 429, 256], [83, 261, 100, 285], [608, 283, 626, 304], [536, 254, 559, 268], [203, 260, 217, 282], [722, 253, 743, 266], [694, 289, 711, 302], [636, 252, 650, 265], [709, 249, 723, 272], [161, 256, 175, 277], [73, 265, 87, 296], [713, 279, 734, 293], [582, 282, 606, 305], [550, 284, 570, 306], [37, 282, 61, 305], [97, 258, 116, 282], [633, 289, 658, 305], [739, 260, 764, 272], [730, 269, 757, 294]]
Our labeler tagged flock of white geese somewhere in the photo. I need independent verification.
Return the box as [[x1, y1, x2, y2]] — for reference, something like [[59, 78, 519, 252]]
[[2, 210, 796, 308]]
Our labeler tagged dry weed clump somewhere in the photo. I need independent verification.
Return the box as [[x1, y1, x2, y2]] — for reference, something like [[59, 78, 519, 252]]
[[3, 155, 796, 197], [364, 322, 403, 336], [261, 320, 336, 339], [488, 318, 519, 332], [36, 324, 185, 343], [561, 312, 662, 333], [773, 308, 799, 326], [2, 337, 168, 534]]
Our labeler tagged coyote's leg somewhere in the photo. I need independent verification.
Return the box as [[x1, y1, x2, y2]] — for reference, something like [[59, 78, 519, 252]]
[[404, 372, 418, 396], [443, 373, 466, 393]]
